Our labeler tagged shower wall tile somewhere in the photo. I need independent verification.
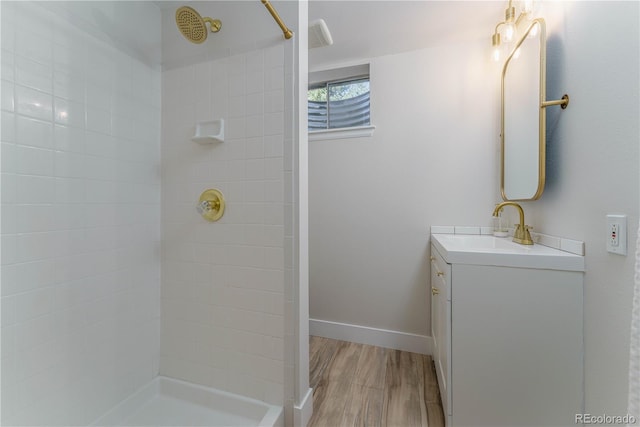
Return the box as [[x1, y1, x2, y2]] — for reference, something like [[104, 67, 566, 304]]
[[53, 98, 85, 128], [16, 116, 53, 150], [2, 48, 16, 80], [1, 2, 161, 426], [265, 90, 284, 114], [247, 71, 265, 94], [229, 96, 246, 118], [15, 55, 52, 94], [1, 80, 14, 112], [15, 85, 52, 121], [160, 45, 287, 405], [54, 67, 86, 102], [16, 30, 53, 66], [265, 134, 284, 158]]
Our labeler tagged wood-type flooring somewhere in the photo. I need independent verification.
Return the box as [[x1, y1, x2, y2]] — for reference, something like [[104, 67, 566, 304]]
[[308, 336, 445, 427]]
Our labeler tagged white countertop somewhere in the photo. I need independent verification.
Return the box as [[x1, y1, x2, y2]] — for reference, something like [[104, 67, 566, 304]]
[[431, 233, 585, 272]]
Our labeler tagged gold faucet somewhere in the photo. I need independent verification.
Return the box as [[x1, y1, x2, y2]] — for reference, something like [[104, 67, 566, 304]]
[[492, 202, 534, 245]]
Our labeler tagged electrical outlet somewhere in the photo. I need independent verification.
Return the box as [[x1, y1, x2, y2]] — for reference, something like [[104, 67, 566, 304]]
[[606, 214, 627, 255], [610, 223, 619, 247]]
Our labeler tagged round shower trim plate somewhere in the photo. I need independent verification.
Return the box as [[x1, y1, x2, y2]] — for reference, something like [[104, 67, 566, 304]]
[[198, 189, 226, 222]]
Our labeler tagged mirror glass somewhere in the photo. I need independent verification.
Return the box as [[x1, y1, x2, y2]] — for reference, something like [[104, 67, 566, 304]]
[[501, 19, 545, 201]]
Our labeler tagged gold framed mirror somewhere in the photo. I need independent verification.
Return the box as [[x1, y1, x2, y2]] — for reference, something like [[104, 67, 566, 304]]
[[501, 17, 569, 201]]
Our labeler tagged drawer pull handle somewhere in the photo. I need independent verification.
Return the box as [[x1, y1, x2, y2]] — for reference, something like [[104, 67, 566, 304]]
[[430, 256, 436, 261], [436, 271, 444, 277], [432, 287, 440, 295]]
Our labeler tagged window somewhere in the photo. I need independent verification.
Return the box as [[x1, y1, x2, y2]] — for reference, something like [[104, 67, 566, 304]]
[[308, 64, 375, 141], [308, 77, 370, 131]]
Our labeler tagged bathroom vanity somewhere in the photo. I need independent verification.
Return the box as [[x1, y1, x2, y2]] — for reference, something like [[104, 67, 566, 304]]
[[430, 233, 584, 427]]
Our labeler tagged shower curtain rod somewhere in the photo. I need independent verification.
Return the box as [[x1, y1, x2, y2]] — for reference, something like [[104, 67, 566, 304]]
[[261, 0, 293, 40]]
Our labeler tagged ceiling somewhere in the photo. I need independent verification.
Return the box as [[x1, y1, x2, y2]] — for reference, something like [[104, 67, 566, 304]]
[[152, 1, 503, 69], [308, 1, 502, 69]]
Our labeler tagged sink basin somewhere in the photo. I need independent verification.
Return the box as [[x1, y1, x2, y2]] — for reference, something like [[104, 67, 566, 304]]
[[431, 234, 584, 271]]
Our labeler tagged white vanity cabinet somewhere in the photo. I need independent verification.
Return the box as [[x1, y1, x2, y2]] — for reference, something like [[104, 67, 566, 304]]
[[430, 234, 584, 427]]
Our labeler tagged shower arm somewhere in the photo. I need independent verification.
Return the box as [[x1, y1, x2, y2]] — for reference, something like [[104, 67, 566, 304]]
[[203, 17, 222, 33], [261, 0, 293, 40]]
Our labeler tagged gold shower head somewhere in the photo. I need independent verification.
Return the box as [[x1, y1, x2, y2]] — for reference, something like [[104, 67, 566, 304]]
[[175, 6, 221, 44]]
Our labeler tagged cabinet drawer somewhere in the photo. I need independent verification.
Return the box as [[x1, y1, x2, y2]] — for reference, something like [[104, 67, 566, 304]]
[[430, 245, 451, 300]]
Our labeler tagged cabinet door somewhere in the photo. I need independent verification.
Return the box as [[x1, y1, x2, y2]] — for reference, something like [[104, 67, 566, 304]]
[[451, 264, 583, 426], [430, 246, 452, 418]]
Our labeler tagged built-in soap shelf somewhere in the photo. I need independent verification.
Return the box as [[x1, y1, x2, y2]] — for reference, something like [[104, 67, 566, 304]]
[[191, 119, 224, 144]]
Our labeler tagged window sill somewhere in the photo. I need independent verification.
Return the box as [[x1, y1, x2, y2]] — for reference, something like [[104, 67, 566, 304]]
[[308, 125, 376, 142]]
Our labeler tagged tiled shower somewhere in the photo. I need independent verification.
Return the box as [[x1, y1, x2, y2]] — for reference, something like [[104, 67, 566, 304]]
[[1, 1, 299, 425], [160, 45, 289, 403]]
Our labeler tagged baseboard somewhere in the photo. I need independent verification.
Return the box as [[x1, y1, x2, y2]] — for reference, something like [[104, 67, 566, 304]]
[[293, 387, 313, 427], [309, 318, 432, 355]]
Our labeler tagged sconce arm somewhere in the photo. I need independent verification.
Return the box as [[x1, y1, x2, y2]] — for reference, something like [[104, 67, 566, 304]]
[[541, 94, 570, 109]]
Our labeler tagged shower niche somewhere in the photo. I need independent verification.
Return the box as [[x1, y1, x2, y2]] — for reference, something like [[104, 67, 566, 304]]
[[192, 119, 225, 143]]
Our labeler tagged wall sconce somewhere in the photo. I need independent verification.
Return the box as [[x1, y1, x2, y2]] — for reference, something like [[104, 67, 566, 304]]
[[492, 0, 536, 62]]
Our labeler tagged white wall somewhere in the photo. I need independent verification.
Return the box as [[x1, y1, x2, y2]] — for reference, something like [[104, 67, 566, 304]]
[[309, 0, 639, 416], [309, 40, 500, 339], [527, 1, 639, 415], [292, 2, 312, 425], [0, 2, 162, 425]]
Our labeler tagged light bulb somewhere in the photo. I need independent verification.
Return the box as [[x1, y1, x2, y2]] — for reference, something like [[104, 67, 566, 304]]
[[491, 32, 502, 62], [503, 3, 517, 43], [492, 46, 501, 62], [503, 21, 516, 43]]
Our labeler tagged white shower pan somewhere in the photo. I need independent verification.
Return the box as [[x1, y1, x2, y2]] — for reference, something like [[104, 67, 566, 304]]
[[91, 377, 284, 427]]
